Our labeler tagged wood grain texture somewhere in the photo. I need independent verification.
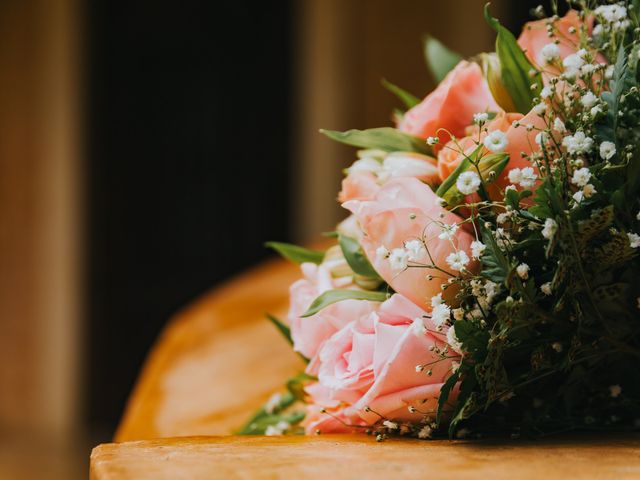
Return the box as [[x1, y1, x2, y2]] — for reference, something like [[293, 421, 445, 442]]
[[115, 256, 306, 441], [92, 434, 640, 480]]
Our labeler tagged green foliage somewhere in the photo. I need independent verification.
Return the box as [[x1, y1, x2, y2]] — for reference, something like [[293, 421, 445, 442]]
[[338, 234, 381, 279], [381, 79, 420, 109], [266, 242, 324, 264], [301, 289, 389, 317], [266, 313, 292, 346], [479, 224, 511, 285], [436, 370, 460, 425], [484, 4, 543, 114], [238, 390, 300, 434], [423, 35, 463, 83], [454, 320, 489, 361], [320, 127, 432, 155]]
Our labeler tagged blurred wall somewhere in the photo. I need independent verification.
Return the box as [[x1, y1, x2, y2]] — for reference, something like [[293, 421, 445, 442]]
[[0, 0, 82, 437], [0, 0, 528, 442], [292, 0, 507, 241]]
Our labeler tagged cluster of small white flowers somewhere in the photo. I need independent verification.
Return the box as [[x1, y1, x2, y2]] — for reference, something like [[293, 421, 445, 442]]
[[516, 263, 530, 280], [473, 112, 489, 124], [445, 250, 470, 271], [470, 279, 499, 311], [265, 420, 290, 436], [594, 4, 630, 33], [541, 218, 558, 240], [389, 248, 409, 271], [628, 232, 640, 249], [431, 301, 451, 327], [540, 42, 560, 63], [571, 167, 591, 187], [438, 223, 459, 240], [508, 167, 538, 188], [456, 171, 481, 195], [405, 239, 425, 261], [599, 141, 616, 160], [470, 240, 486, 259], [483, 130, 509, 152], [563, 131, 593, 155], [412, 316, 427, 336]]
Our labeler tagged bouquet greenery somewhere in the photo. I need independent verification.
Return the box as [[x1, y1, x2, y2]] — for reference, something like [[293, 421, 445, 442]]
[[243, 0, 640, 439]]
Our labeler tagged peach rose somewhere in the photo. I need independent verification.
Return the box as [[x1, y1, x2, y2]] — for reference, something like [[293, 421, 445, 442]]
[[304, 294, 458, 434], [398, 61, 499, 148], [435, 110, 546, 194], [518, 10, 585, 69], [288, 261, 377, 360], [343, 177, 476, 310]]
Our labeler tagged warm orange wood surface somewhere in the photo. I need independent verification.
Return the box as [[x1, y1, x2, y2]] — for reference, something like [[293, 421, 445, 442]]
[[92, 434, 640, 480], [115, 255, 306, 441], [107, 251, 640, 478]]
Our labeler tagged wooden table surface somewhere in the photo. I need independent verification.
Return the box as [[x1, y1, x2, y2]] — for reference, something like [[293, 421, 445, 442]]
[[92, 434, 640, 480], [96, 251, 640, 479]]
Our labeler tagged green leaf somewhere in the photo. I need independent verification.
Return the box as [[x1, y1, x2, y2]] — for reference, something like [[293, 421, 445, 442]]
[[320, 127, 432, 155], [436, 370, 460, 425], [266, 314, 310, 364], [266, 313, 292, 346], [454, 320, 489, 359], [480, 223, 511, 285], [301, 289, 389, 317], [239, 410, 306, 435], [238, 391, 297, 434], [338, 234, 381, 279], [484, 4, 542, 114], [435, 156, 472, 199], [266, 242, 324, 264], [381, 79, 420, 109], [423, 35, 463, 83]]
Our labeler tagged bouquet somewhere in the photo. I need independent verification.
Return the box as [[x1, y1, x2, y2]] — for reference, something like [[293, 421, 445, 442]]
[[242, 1, 640, 439]]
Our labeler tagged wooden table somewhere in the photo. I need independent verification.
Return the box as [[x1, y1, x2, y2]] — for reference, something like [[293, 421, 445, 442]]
[[93, 253, 640, 478], [91, 434, 640, 479]]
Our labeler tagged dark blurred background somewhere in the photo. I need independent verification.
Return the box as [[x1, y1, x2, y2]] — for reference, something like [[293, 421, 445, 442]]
[[0, 0, 548, 477]]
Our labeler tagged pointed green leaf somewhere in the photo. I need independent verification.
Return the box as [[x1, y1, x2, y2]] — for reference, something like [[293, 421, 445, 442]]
[[381, 79, 420, 109], [423, 35, 463, 83], [338, 234, 381, 279], [266, 313, 293, 346], [484, 4, 542, 114], [301, 289, 389, 317], [266, 242, 324, 264], [436, 370, 460, 425], [320, 127, 432, 155]]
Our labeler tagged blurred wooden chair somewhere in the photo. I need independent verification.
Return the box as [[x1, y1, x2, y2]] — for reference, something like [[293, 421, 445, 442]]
[[115, 256, 305, 441]]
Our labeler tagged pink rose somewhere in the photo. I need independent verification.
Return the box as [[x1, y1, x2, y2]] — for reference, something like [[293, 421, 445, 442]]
[[398, 61, 499, 149], [338, 171, 380, 203], [338, 152, 439, 203], [343, 177, 476, 310], [304, 294, 458, 434], [288, 262, 377, 360], [518, 10, 585, 68]]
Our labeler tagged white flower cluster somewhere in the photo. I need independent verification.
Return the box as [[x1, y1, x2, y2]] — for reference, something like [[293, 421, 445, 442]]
[[383, 238, 427, 272], [508, 167, 538, 188], [594, 3, 630, 34]]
